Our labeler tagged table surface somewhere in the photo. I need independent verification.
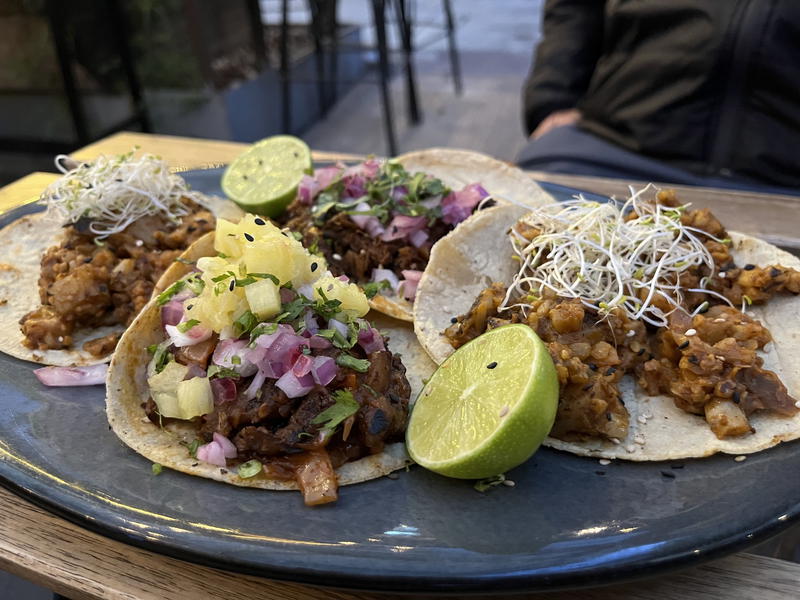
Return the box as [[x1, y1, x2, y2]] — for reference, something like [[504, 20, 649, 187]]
[[1, 131, 799, 600]]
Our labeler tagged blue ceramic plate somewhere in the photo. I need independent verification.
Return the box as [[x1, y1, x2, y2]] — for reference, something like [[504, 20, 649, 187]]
[[0, 171, 798, 594]]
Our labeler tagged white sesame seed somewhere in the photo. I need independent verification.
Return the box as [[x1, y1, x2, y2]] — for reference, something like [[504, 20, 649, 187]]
[[637, 415, 647, 424], [685, 328, 697, 336], [599, 459, 611, 466], [625, 444, 636, 453], [719, 271, 727, 278], [502, 479, 516, 487], [57, 336, 64, 342], [716, 355, 726, 361], [626, 329, 636, 337], [734, 455, 747, 462], [332, 253, 342, 261], [794, 401, 800, 409], [609, 438, 621, 445], [643, 412, 652, 419], [713, 318, 726, 323], [499, 406, 509, 418]]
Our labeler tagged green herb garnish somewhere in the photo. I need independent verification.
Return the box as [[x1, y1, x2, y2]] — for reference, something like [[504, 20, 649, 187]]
[[233, 310, 259, 336], [150, 340, 172, 374], [362, 279, 391, 299], [336, 354, 370, 373], [311, 390, 360, 437], [152, 463, 163, 475], [185, 439, 201, 459], [156, 280, 185, 305], [474, 474, 506, 493], [176, 319, 200, 333], [207, 365, 240, 379]]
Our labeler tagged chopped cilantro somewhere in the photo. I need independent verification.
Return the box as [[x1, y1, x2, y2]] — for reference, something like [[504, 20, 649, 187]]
[[211, 270, 236, 283], [474, 474, 507, 493], [150, 340, 172, 374], [231, 355, 241, 365], [311, 390, 359, 437], [233, 310, 258, 336], [362, 279, 391, 299], [336, 354, 370, 373], [185, 276, 205, 295], [237, 460, 263, 479], [249, 322, 279, 343], [184, 439, 201, 459], [176, 319, 200, 333], [151, 463, 163, 475], [207, 365, 240, 379], [156, 280, 185, 305]]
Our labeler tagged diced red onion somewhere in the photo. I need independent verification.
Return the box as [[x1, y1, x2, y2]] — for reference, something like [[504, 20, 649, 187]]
[[399, 269, 423, 301], [409, 229, 429, 248], [343, 158, 381, 180], [297, 174, 321, 204], [310, 355, 337, 386], [307, 335, 331, 350], [328, 318, 349, 338], [349, 201, 373, 228], [280, 288, 296, 303], [342, 174, 367, 199], [292, 354, 314, 377], [165, 322, 212, 347], [276, 370, 315, 398], [314, 165, 343, 189], [244, 368, 267, 400], [197, 441, 226, 467], [172, 289, 194, 303], [380, 214, 427, 242], [212, 432, 238, 459], [253, 325, 294, 348], [337, 275, 350, 282], [212, 339, 258, 377], [391, 186, 409, 202], [210, 377, 237, 404], [161, 300, 184, 327], [186, 364, 207, 379], [371, 268, 400, 292], [358, 327, 385, 354], [441, 183, 489, 225], [420, 196, 441, 210], [297, 284, 315, 300], [303, 310, 319, 334], [34, 364, 108, 387]]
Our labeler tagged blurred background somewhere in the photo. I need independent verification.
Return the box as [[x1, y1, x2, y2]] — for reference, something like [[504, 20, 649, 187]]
[[0, 0, 538, 186]]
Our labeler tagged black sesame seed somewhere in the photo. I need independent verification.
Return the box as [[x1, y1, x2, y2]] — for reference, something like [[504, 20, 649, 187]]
[[770, 267, 781, 278], [637, 348, 646, 356], [595, 470, 606, 476], [732, 390, 741, 404], [605, 412, 612, 421], [588, 363, 598, 371], [254, 218, 266, 226], [311, 262, 318, 272], [678, 340, 690, 350], [191, 462, 199, 467], [450, 317, 458, 324], [487, 361, 498, 369], [480, 199, 497, 210], [605, 366, 617, 376], [244, 232, 254, 242], [187, 304, 194, 310], [671, 464, 685, 470], [229, 279, 235, 291], [743, 264, 756, 271], [220, 469, 228, 475], [660, 470, 676, 479]]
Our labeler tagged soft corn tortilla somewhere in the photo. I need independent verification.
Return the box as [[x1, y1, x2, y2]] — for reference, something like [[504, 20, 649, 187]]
[[0, 195, 242, 367], [367, 148, 555, 322], [106, 243, 435, 490], [413, 204, 800, 460]]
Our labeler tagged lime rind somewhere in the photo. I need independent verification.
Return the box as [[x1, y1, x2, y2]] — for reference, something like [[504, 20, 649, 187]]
[[406, 324, 558, 479]]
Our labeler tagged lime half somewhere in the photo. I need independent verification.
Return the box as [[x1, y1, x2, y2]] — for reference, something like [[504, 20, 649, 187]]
[[222, 135, 312, 217], [406, 324, 558, 479]]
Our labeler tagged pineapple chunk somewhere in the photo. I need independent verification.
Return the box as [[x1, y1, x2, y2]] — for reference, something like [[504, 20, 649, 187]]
[[176, 377, 214, 419], [147, 361, 190, 419], [241, 236, 296, 284], [245, 278, 282, 319], [314, 276, 369, 316], [214, 218, 243, 258]]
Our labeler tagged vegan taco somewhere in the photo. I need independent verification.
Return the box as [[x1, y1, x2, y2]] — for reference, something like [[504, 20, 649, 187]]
[[414, 188, 800, 460], [106, 215, 432, 505], [282, 148, 553, 321], [0, 151, 242, 367]]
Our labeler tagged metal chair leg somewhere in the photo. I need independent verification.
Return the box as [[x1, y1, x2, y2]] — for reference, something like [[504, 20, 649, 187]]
[[371, 0, 398, 155], [280, 0, 292, 133], [108, 0, 151, 132], [309, 1, 328, 116], [442, 0, 462, 95], [393, 0, 421, 125]]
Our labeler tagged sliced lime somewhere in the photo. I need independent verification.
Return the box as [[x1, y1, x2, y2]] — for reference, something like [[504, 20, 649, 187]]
[[221, 135, 312, 217], [406, 324, 558, 479]]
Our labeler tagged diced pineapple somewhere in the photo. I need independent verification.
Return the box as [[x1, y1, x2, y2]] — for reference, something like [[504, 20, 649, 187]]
[[245, 278, 282, 319], [147, 361, 190, 419], [241, 237, 296, 284], [214, 218, 243, 258], [292, 250, 328, 286], [313, 276, 369, 316], [176, 377, 214, 419]]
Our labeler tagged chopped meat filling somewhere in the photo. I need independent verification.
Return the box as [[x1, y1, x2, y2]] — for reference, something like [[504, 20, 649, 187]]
[[20, 201, 214, 356]]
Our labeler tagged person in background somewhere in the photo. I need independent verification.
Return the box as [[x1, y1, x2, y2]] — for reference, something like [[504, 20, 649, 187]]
[[517, 1, 800, 194]]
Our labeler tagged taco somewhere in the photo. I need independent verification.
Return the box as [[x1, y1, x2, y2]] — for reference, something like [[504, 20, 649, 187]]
[[107, 214, 434, 505], [414, 188, 800, 460], [281, 148, 553, 321], [0, 152, 242, 367]]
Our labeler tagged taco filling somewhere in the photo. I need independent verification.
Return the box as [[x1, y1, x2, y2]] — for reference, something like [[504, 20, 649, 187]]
[[445, 189, 800, 442], [143, 215, 410, 505], [19, 152, 216, 357], [283, 159, 491, 304]]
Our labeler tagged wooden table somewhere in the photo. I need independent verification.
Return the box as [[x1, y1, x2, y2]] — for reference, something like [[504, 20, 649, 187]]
[[1, 132, 799, 600]]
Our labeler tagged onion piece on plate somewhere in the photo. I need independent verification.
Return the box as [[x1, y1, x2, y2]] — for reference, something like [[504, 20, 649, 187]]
[[34, 364, 108, 387]]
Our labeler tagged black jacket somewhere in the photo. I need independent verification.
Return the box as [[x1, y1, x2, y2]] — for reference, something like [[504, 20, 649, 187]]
[[523, 0, 800, 188]]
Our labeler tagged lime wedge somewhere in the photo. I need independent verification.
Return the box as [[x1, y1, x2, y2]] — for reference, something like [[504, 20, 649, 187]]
[[221, 135, 312, 217], [406, 324, 558, 479]]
